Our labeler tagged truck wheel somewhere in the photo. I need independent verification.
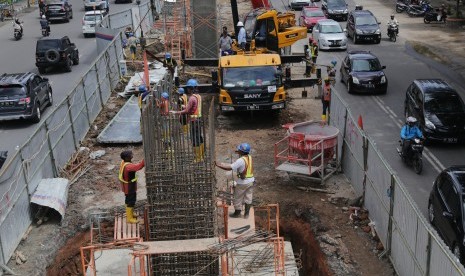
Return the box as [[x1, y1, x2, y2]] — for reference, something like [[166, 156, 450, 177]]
[[45, 49, 60, 63], [31, 105, 41, 123], [73, 54, 79, 65], [64, 58, 72, 72]]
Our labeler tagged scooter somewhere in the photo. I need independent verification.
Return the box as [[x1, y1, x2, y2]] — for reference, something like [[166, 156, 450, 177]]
[[13, 21, 23, 40], [424, 9, 447, 23], [41, 26, 50, 37], [387, 23, 398, 42], [396, 138, 424, 174], [396, 0, 410, 13], [407, 0, 433, 17]]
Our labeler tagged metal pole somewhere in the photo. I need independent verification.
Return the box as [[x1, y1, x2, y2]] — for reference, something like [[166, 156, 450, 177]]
[[94, 64, 105, 109], [81, 81, 92, 127], [44, 121, 58, 177], [66, 96, 78, 150]]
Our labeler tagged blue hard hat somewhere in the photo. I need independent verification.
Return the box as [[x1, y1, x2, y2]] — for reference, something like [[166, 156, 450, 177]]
[[165, 53, 171, 59], [178, 87, 185, 94], [139, 84, 147, 92], [161, 92, 169, 99], [331, 60, 337, 66], [186, 79, 198, 87], [236, 143, 251, 154]]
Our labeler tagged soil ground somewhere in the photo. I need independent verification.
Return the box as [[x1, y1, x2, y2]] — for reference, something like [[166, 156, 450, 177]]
[[5, 0, 465, 274]]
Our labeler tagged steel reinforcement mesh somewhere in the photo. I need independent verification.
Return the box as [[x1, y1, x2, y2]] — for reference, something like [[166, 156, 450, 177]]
[[150, 252, 218, 275], [141, 90, 218, 274]]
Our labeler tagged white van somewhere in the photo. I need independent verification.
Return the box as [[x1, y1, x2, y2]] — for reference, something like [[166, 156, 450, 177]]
[[82, 10, 105, 38]]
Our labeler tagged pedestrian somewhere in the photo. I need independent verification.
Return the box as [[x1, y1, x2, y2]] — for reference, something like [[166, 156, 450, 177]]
[[170, 79, 204, 162], [164, 52, 178, 77], [118, 150, 145, 224], [127, 33, 138, 60], [305, 40, 313, 77], [215, 143, 254, 219], [327, 60, 337, 85], [177, 87, 189, 134], [237, 21, 246, 50], [322, 77, 331, 123], [219, 28, 233, 56]]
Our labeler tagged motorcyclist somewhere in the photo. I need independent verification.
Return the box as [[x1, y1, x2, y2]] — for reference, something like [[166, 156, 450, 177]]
[[387, 14, 399, 35], [400, 116, 424, 158], [14, 18, 23, 35], [40, 15, 50, 35], [439, 4, 447, 21]]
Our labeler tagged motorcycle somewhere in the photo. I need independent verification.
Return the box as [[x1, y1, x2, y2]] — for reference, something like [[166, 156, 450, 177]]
[[41, 26, 50, 37], [424, 9, 447, 23], [407, 0, 433, 17], [397, 138, 424, 174], [13, 21, 23, 40], [396, 0, 410, 13], [387, 23, 398, 42]]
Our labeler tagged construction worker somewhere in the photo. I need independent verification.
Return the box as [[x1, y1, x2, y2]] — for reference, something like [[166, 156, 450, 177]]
[[177, 87, 189, 134], [304, 43, 312, 77], [327, 60, 337, 85], [127, 33, 138, 60], [156, 92, 170, 116], [164, 53, 177, 77], [118, 150, 145, 224], [310, 41, 319, 74], [322, 77, 331, 123], [237, 21, 246, 50], [171, 79, 204, 162], [215, 143, 254, 219]]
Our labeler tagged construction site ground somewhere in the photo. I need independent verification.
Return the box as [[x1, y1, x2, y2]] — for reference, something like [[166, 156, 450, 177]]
[[6, 0, 465, 274]]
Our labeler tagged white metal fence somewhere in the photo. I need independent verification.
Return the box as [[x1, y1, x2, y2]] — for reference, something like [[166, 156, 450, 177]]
[[0, 2, 159, 266], [330, 89, 465, 275]]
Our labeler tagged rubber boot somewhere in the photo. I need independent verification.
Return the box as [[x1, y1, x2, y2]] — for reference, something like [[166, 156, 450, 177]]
[[229, 209, 242, 218], [194, 144, 204, 163], [199, 143, 205, 160], [244, 204, 252, 219], [321, 114, 326, 123], [182, 124, 188, 134], [126, 207, 138, 224]]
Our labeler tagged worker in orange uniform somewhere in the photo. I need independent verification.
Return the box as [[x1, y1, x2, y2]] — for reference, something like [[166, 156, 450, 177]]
[[118, 150, 145, 224], [177, 87, 189, 134], [322, 78, 331, 123], [215, 143, 254, 219], [170, 79, 204, 162]]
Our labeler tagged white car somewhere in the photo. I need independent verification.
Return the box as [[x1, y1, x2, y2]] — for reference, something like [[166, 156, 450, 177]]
[[82, 10, 104, 38], [288, 0, 312, 10], [312, 19, 348, 50], [84, 0, 109, 12]]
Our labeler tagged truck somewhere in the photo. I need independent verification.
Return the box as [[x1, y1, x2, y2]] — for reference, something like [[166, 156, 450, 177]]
[[214, 53, 286, 112]]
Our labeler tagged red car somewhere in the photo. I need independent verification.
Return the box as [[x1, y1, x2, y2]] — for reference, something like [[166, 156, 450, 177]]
[[299, 7, 327, 32]]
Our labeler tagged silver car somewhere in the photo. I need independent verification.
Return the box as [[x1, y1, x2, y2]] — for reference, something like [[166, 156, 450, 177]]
[[312, 19, 347, 50]]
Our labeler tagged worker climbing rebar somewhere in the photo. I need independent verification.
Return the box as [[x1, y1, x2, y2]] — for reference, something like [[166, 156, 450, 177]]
[[177, 87, 189, 134], [171, 79, 204, 162]]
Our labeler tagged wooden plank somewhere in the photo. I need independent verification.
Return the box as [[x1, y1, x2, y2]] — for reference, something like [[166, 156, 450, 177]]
[[116, 216, 123, 240], [122, 216, 128, 239], [134, 238, 218, 255], [114, 216, 118, 240]]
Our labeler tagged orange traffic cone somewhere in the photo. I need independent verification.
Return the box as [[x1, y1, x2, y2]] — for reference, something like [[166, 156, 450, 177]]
[[358, 115, 364, 130]]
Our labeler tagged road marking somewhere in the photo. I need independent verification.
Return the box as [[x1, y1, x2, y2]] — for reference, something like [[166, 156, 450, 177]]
[[372, 96, 444, 173]]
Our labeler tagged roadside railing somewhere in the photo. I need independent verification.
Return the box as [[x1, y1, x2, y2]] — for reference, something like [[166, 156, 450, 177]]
[[330, 88, 465, 275]]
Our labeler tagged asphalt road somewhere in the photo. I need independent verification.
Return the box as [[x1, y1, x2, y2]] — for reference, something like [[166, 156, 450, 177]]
[[0, 0, 134, 159], [272, 0, 465, 216]]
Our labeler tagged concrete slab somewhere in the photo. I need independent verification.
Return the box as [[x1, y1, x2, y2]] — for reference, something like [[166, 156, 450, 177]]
[[97, 96, 142, 144], [232, 241, 299, 276], [227, 205, 255, 239], [133, 237, 218, 255], [86, 249, 145, 276]]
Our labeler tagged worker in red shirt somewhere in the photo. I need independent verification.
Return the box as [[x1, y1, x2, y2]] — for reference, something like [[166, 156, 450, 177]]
[[118, 150, 145, 224], [171, 79, 204, 162]]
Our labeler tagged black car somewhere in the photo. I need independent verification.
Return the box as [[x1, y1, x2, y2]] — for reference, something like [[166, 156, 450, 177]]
[[340, 50, 387, 94], [35, 36, 79, 73], [404, 79, 465, 144], [45, 2, 73, 22], [346, 9, 381, 44], [0, 72, 53, 123], [428, 166, 465, 263], [322, 0, 348, 21]]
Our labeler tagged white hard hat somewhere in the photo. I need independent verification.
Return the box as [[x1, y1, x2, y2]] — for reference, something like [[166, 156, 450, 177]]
[[406, 116, 417, 124], [42, 15, 46, 19], [237, 21, 244, 27]]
